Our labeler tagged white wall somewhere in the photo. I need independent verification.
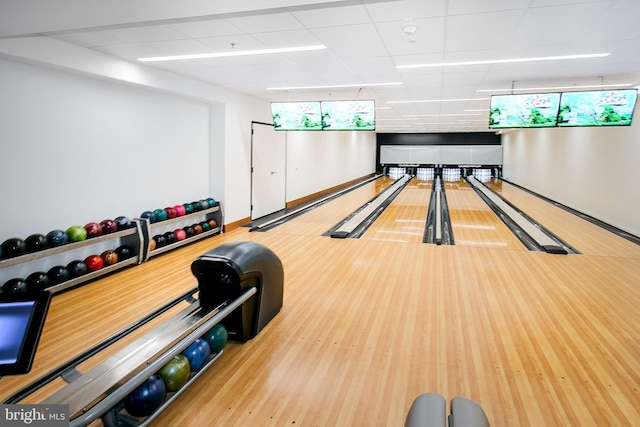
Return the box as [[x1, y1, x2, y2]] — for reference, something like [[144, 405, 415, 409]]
[[0, 58, 210, 236], [286, 130, 376, 202], [0, 36, 377, 241], [502, 124, 640, 236]]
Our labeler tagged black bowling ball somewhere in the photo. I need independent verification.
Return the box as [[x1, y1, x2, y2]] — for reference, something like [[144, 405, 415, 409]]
[[47, 265, 70, 285], [153, 235, 167, 248], [183, 226, 195, 238], [67, 260, 88, 278], [3, 278, 28, 293], [26, 271, 50, 290], [1, 238, 27, 258], [25, 234, 48, 253], [115, 245, 133, 260], [114, 216, 133, 230], [163, 231, 176, 245]]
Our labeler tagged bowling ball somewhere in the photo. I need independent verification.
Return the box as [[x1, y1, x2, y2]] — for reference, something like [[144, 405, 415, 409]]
[[67, 260, 88, 278], [25, 234, 48, 253], [140, 211, 156, 223], [164, 207, 176, 219], [115, 245, 133, 260], [163, 231, 176, 245], [173, 205, 186, 217], [199, 221, 210, 232], [124, 374, 167, 418], [182, 338, 211, 372], [153, 234, 167, 248], [202, 323, 228, 354], [46, 229, 69, 247], [84, 255, 104, 272], [2, 238, 26, 258], [173, 229, 186, 241], [3, 278, 28, 293], [182, 226, 195, 238], [101, 250, 118, 266], [114, 216, 133, 230], [153, 209, 168, 222], [26, 272, 49, 290], [206, 198, 216, 207], [191, 201, 202, 212], [66, 226, 87, 242], [183, 203, 194, 215], [207, 219, 218, 229], [199, 199, 210, 210], [159, 354, 190, 392], [47, 265, 70, 285], [84, 222, 103, 238], [148, 239, 157, 251], [192, 224, 203, 235], [100, 219, 118, 234]]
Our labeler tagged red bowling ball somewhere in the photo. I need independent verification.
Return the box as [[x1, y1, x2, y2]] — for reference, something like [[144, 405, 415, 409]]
[[164, 207, 177, 219], [173, 204, 186, 216], [84, 254, 104, 272], [174, 229, 187, 241], [84, 222, 103, 238], [100, 219, 118, 234]]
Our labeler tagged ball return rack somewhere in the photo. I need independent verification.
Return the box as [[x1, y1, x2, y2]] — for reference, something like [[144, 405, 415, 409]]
[[3, 241, 284, 427]]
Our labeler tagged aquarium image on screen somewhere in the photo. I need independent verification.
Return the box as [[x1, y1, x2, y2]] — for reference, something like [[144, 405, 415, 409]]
[[271, 101, 322, 130], [321, 100, 375, 130], [489, 93, 561, 129], [557, 89, 637, 127]]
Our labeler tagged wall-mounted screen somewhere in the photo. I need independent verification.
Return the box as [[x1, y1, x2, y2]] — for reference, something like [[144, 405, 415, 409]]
[[271, 102, 323, 131], [489, 93, 561, 129], [0, 291, 51, 376], [557, 89, 637, 127], [321, 100, 375, 130]]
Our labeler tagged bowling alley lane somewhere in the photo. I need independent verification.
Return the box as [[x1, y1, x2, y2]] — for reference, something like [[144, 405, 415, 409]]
[[443, 177, 525, 250], [359, 177, 432, 243], [266, 175, 396, 236], [485, 180, 640, 258]]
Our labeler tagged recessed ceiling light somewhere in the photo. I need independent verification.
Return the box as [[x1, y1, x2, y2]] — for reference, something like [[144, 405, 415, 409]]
[[138, 45, 327, 62], [266, 82, 402, 91], [476, 83, 633, 92], [389, 98, 489, 104], [396, 53, 610, 69], [402, 113, 482, 117]]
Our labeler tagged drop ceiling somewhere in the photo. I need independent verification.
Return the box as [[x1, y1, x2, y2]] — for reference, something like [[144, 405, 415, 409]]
[[2, 0, 639, 133]]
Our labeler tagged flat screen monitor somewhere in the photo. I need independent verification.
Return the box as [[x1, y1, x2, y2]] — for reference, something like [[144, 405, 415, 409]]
[[321, 100, 375, 130], [557, 89, 637, 127], [489, 93, 561, 129], [0, 291, 51, 376], [271, 101, 323, 131]]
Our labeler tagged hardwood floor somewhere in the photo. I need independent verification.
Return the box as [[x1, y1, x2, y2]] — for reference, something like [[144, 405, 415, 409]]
[[2, 178, 640, 426]]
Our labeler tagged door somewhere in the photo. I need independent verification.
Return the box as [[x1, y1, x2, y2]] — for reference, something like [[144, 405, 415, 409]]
[[251, 122, 286, 219]]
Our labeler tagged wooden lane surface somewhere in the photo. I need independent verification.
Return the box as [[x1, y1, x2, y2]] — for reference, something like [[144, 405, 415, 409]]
[[2, 211, 640, 425], [443, 178, 525, 251], [360, 177, 432, 243], [153, 233, 640, 426], [264, 176, 395, 236], [485, 180, 640, 257]]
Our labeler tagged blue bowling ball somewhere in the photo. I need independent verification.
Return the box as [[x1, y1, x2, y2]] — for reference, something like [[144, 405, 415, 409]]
[[46, 229, 69, 247], [124, 374, 167, 418], [182, 338, 211, 371]]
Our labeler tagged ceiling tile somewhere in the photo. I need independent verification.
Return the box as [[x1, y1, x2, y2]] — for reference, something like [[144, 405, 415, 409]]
[[444, 10, 527, 52], [311, 23, 389, 58], [226, 12, 305, 33], [365, 0, 447, 21], [292, 5, 371, 27]]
